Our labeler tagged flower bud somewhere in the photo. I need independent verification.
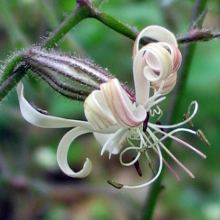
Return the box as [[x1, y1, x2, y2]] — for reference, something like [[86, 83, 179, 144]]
[[23, 48, 113, 100]]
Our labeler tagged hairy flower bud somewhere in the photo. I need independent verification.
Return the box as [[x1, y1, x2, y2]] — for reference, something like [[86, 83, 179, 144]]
[[23, 48, 113, 100]]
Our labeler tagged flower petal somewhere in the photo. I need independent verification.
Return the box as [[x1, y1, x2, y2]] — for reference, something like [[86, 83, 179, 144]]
[[84, 90, 117, 131], [57, 127, 92, 178], [16, 82, 91, 129], [132, 48, 151, 105], [151, 72, 177, 94], [133, 25, 178, 57], [143, 43, 173, 82], [100, 128, 128, 158], [133, 44, 172, 104], [133, 25, 181, 97], [101, 79, 146, 127]]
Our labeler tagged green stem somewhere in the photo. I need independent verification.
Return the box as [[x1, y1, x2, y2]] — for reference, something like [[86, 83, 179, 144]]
[[0, 65, 27, 101], [38, 0, 82, 52], [0, 53, 24, 83], [91, 9, 138, 40], [42, 3, 90, 48], [0, 0, 94, 101], [141, 1, 208, 220], [0, 0, 218, 102]]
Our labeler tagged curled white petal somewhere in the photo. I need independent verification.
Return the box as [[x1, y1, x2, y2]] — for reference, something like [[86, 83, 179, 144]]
[[94, 132, 122, 155], [143, 43, 172, 82], [133, 44, 172, 105], [17, 82, 91, 129], [57, 127, 92, 178], [123, 141, 163, 189], [133, 25, 178, 57], [133, 25, 181, 98], [133, 48, 151, 105], [101, 128, 128, 158]]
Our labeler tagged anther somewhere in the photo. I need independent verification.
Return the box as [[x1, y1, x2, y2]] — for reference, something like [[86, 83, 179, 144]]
[[156, 120, 166, 132], [107, 180, 124, 189], [143, 112, 149, 132], [133, 159, 142, 177], [196, 129, 211, 146]]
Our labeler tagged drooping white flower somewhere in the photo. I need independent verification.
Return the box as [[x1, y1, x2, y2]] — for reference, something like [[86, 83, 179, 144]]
[[16, 25, 206, 189]]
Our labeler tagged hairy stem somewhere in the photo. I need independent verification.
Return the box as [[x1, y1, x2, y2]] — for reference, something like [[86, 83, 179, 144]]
[[0, 0, 98, 101], [0, 0, 218, 102], [141, 1, 208, 220], [38, 0, 83, 52], [91, 9, 138, 40], [0, 53, 24, 83], [42, 2, 90, 48]]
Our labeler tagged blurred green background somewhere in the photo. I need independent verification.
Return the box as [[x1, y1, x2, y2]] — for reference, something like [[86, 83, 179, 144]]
[[0, 0, 220, 220]]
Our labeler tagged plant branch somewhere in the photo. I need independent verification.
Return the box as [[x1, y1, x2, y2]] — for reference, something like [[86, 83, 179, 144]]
[[42, 2, 90, 48], [0, 0, 101, 101], [89, 4, 220, 44], [0, 0, 219, 102]]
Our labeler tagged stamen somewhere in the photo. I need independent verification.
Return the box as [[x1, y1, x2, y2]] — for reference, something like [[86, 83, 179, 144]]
[[147, 128, 195, 178], [119, 146, 141, 166], [122, 141, 163, 189], [107, 180, 124, 189], [149, 125, 206, 159], [133, 159, 143, 176], [144, 151, 155, 175], [143, 112, 149, 132], [149, 101, 198, 129], [143, 130, 181, 181], [197, 129, 211, 146], [145, 96, 166, 112], [162, 158, 181, 181], [150, 106, 162, 118]]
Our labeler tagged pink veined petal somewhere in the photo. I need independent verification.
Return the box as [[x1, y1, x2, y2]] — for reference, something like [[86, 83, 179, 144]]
[[143, 43, 173, 82], [133, 44, 173, 104], [157, 42, 182, 72], [84, 90, 117, 132], [133, 25, 178, 57], [100, 79, 146, 127], [132, 26, 182, 97], [151, 72, 177, 94], [16, 82, 91, 129], [57, 127, 92, 178]]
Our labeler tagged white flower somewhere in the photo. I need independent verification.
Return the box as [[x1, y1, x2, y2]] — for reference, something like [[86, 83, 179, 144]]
[[16, 25, 206, 189]]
